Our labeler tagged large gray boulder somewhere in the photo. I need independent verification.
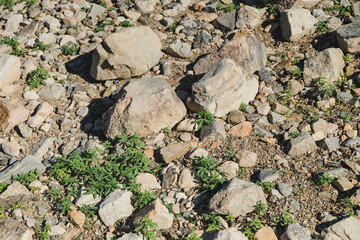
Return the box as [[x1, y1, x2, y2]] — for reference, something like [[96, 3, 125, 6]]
[[0, 55, 21, 90], [0, 181, 33, 209], [303, 48, 345, 85], [193, 32, 266, 75], [209, 178, 266, 217], [0, 218, 33, 240], [281, 8, 318, 41], [187, 58, 258, 117], [102, 78, 187, 138], [336, 17, 360, 53], [90, 26, 162, 80], [324, 217, 360, 240]]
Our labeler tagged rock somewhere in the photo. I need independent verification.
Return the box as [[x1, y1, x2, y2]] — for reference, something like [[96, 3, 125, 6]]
[[212, 11, 236, 32], [5, 14, 23, 33], [199, 120, 226, 141], [336, 17, 360, 53], [37, 83, 66, 99], [17, 123, 32, 138], [227, 110, 245, 124], [258, 169, 280, 183], [2, 140, 20, 157], [257, 103, 270, 115], [277, 0, 320, 11], [90, 27, 162, 80], [193, 32, 266, 75], [0, 98, 29, 133], [318, 168, 350, 179], [188, 148, 209, 159], [133, 198, 173, 230], [187, 59, 258, 117], [281, 8, 318, 41], [68, 206, 86, 227], [343, 159, 360, 175], [98, 188, 133, 226], [166, 40, 193, 58], [218, 161, 239, 180], [286, 132, 317, 156], [0, 218, 33, 240], [280, 223, 311, 240], [176, 118, 197, 132], [0, 155, 46, 183], [49, 225, 66, 236], [18, 22, 38, 37], [75, 188, 102, 207], [333, 177, 354, 192], [350, 189, 360, 205], [353, 2, 360, 16], [236, 6, 261, 29], [209, 178, 266, 217], [27, 116, 45, 128], [268, 112, 286, 124], [30, 138, 54, 160], [213, 227, 248, 240], [160, 142, 189, 163], [287, 79, 304, 95], [303, 48, 345, 85], [228, 121, 252, 137], [278, 183, 293, 197], [255, 226, 278, 240], [324, 217, 360, 240], [135, 173, 161, 192], [178, 168, 197, 190], [0, 55, 21, 90], [0, 181, 33, 209], [135, 0, 156, 13], [238, 150, 257, 167], [103, 78, 186, 138], [118, 233, 143, 240], [319, 137, 340, 152], [311, 118, 338, 135]]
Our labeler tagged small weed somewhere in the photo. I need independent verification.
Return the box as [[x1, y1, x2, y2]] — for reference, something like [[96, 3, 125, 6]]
[[276, 51, 286, 61], [256, 181, 275, 192], [162, 202, 178, 220], [18, 0, 37, 8], [194, 110, 214, 130], [225, 214, 235, 223], [254, 201, 267, 216], [315, 76, 335, 99], [316, 21, 330, 33], [71, 25, 79, 29], [11, 202, 28, 211], [79, 204, 98, 219], [0, 182, 9, 194], [60, 45, 79, 56], [239, 102, 247, 111], [33, 41, 47, 51], [12, 169, 41, 187], [0, 207, 3, 219], [134, 216, 157, 240], [281, 89, 293, 106], [0, 36, 28, 56], [274, 211, 296, 227], [216, 2, 241, 12], [325, 1, 352, 17], [169, 23, 177, 32], [58, 195, 73, 215], [119, 20, 134, 27], [267, 4, 279, 17], [0, 0, 13, 9], [161, 127, 171, 134], [291, 67, 303, 80], [34, 224, 51, 240], [185, 232, 202, 240], [46, 187, 61, 201], [341, 114, 351, 123], [315, 173, 334, 187], [225, 145, 239, 161], [27, 67, 50, 90], [343, 54, 353, 63], [341, 197, 356, 216], [132, 188, 158, 208], [203, 212, 222, 231], [30, 186, 41, 193], [289, 131, 301, 138], [243, 218, 263, 240], [101, 140, 113, 150], [291, 58, 300, 65]]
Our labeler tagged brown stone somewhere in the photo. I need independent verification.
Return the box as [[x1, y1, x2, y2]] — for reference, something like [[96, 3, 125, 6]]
[[68, 206, 86, 228], [0, 98, 29, 133], [255, 226, 278, 240], [160, 142, 189, 163], [228, 121, 252, 137]]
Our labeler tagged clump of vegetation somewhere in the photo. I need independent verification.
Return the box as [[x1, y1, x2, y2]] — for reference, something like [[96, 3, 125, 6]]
[[216, 2, 241, 12], [239, 102, 247, 111], [291, 67, 303, 80], [316, 21, 330, 33], [94, 19, 113, 32], [134, 216, 158, 240], [256, 181, 275, 192], [0, 182, 9, 194], [194, 110, 215, 130], [315, 173, 334, 187], [315, 76, 335, 99], [274, 210, 296, 227], [267, 4, 279, 17], [243, 218, 263, 239], [12, 169, 41, 186], [0, 0, 14, 9], [341, 197, 356, 216], [343, 54, 353, 63], [168, 23, 177, 32], [325, 1, 352, 17], [0, 36, 28, 56], [60, 45, 79, 56], [119, 20, 134, 27], [202, 212, 222, 231], [33, 41, 47, 51], [27, 67, 50, 90], [34, 224, 51, 240]]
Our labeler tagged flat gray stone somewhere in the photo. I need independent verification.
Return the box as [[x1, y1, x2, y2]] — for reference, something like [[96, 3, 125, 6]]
[[337, 17, 360, 53], [0, 181, 33, 209], [286, 132, 317, 156], [0, 218, 33, 240], [325, 217, 360, 240], [200, 120, 226, 142], [258, 169, 280, 183], [212, 11, 236, 32], [280, 223, 311, 240], [319, 137, 340, 152]]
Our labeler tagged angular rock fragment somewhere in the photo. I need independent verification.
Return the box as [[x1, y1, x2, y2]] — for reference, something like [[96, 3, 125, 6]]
[[213, 228, 248, 240], [0, 181, 33, 209], [324, 217, 360, 240], [280, 223, 311, 240], [286, 132, 317, 156], [212, 11, 236, 32], [0, 218, 33, 240], [236, 6, 261, 29], [0, 98, 29, 133], [199, 120, 226, 141], [102, 78, 186, 138], [0, 55, 21, 90], [336, 17, 360, 53]]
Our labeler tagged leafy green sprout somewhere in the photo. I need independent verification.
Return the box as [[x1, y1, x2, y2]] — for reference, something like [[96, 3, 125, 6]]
[[341, 114, 351, 123], [0, 36, 28, 56], [315, 76, 335, 99], [19, 0, 37, 8], [254, 201, 267, 216], [315, 21, 330, 33], [341, 197, 356, 216], [256, 181, 275, 192], [0, 207, 3, 219], [216, 2, 241, 12], [225, 214, 235, 223], [194, 110, 215, 130], [79, 204, 98, 220], [267, 4, 279, 17], [239, 102, 247, 111], [243, 218, 263, 240], [27, 67, 50, 90], [119, 20, 134, 27], [34, 224, 51, 240], [12, 169, 41, 186], [202, 212, 222, 231], [289, 131, 301, 138], [46, 187, 61, 201], [0, 182, 9, 194], [185, 232, 202, 240], [276, 51, 286, 61], [0, 0, 13, 9], [169, 23, 177, 32], [60, 45, 79, 56], [291, 58, 300, 65], [315, 173, 334, 187], [11, 202, 28, 211], [274, 211, 296, 227], [33, 41, 47, 51], [134, 216, 158, 240], [343, 54, 353, 63], [291, 67, 303, 80]]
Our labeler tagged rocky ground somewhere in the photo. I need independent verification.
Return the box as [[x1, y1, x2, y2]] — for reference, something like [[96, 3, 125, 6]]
[[0, 0, 360, 239]]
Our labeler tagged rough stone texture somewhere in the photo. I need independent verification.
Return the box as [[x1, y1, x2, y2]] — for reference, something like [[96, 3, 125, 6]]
[[0, 155, 46, 183], [102, 78, 187, 139], [333, 177, 354, 192], [319, 137, 340, 152], [281, 8, 318, 41], [350, 189, 360, 205], [98, 189, 133, 226], [213, 227, 248, 240], [277, 0, 320, 11], [0, 181, 33, 209], [236, 6, 261, 29], [336, 17, 360, 53], [311, 118, 339, 135], [218, 161, 239, 180], [228, 121, 253, 137], [160, 142, 189, 163], [255, 226, 278, 240], [187, 59, 258, 117], [209, 178, 266, 217], [0, 98, 30, 133], [324, 217, 360, 240], [68, 206, 86, 227], [90, 26, 162, 80], [193, 32, 266, 75], [353, 2, 360, 16], [133, 198, 173, 230], [135, 173, 161, 192], [286, 132, 317, 156], [303, 48, 345, 85], [165, 40, 192, 58], [178, 168, 197, 190], [199, 120, 226, 141], [238, 150, 257, 167], [280, 223, 311, 240], [212, 11, 236, 32], [135, 0, 156, 13], [75, 188, 102, 207], [37, 83, 66, 99], [118, 233, 143, 240], [0, 218, 33, 240], [0, 55, 21, 90]]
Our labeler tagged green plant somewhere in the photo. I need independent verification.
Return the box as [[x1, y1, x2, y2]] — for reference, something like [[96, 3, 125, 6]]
[[101, 140, 113, 150], [274, 211, 296, 227], [0, 36, 27, 56], [162, 127, 171, 134], [79, 204, 98, 219], [281, 89, 294, 106], [225, 145, 239, 161], [256, 181, 275, 192], [216, 2, 241, 12], [58, 195, 73, 215], [60, 45, 79, 56], [18, 0, 37, 8], [254, 201, 267, 216], [134, 216, 158, 240], [169, 23, 177, 32], [276, 51, 286, 61], [316, 21, 329, 33], [203, 212, 222, 231], [315, 173, 334, 187], [33, 41, 47, 51], [341, 197, 356, 216], [341, 114, 351, 123], [12, 169, 41, 186], [289, 131, 301, 138], [239, 102, 246, 111], [0, 0, 13, 9], [34, 224, 51, 240], [132, 188, 158, 208], [46, 187, 61, 201], [243, 218, 263, 240], [291, 58, 300, 65], [225, 214, 235, 223], [30, 186, 41, 193], [325, 1, 352, 17], [119, 20, 134, 27], [291, 67, 303, 80], [94, 19, 113, 32], [0, 207, 3, 219], [194, 110, 214, 130], [315, 76, 335, 99], [343, 54, 353, 63], [162, 202, 178, 220], [11, 202, 28, 211], [192, 156, 227, 193], [267, 4, 278, 17], [0, 182, 9, 194], [185, 232, 202, 240], [27, 67, 50, 90]]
